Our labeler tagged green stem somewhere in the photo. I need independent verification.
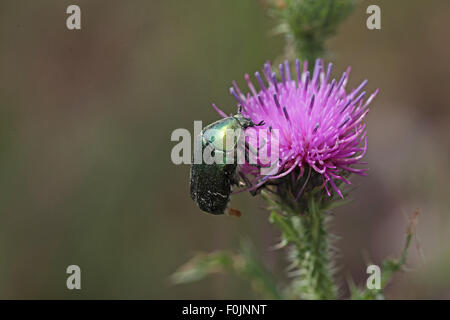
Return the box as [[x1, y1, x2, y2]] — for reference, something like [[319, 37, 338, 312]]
[[267, 192, 337, 299], [293, 195, 336, 299], [265, 0, 357, 300]]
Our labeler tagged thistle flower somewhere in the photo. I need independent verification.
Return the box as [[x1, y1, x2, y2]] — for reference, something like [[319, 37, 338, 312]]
[[214, 59, 378, 198]]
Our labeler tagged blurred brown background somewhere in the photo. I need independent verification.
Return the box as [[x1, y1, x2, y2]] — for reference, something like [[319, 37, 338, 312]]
[[0, 0, 449, 299]]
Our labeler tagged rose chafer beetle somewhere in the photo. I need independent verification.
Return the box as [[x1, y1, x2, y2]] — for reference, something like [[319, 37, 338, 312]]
[[190, 110, 262, 215]]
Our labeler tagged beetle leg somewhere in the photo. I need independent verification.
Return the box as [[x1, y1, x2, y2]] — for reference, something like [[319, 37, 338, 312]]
[[258, 137, 267, 149], [245, 141, 259, 154], [244, 141, 261, 169], [238, 172, 262, 196], [243, 140, 269, 167]]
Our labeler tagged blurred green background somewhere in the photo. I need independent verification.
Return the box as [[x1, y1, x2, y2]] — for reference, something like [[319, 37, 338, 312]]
[[0, 0, 449, 299]]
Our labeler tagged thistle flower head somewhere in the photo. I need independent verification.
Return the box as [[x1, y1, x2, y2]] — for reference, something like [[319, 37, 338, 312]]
[[214, 59, 378, 199]]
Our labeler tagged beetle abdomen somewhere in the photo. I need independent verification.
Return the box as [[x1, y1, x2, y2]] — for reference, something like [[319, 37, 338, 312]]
[[190, 163, 236, 214]]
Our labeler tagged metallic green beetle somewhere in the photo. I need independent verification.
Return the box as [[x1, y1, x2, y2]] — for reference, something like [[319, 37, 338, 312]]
[[190, 113, 261, 215]]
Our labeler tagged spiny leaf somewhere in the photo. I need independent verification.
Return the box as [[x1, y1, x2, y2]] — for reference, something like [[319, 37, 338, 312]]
[[171, 240, 283, 299], [171, 251, 234, 285], [351, 211, 420, 300]]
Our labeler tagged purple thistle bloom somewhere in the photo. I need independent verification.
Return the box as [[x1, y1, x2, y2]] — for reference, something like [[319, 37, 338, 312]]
[[213, 59, 379, 199]]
